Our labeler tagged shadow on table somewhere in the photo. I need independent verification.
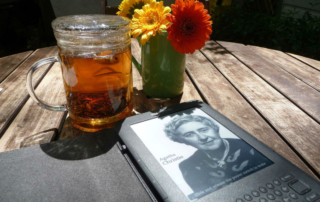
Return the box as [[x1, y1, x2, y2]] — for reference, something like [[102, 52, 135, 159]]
[[133, 87, 183, 114], [133, 88, 200, 120], [35, 88, 183, 161], [202, 41, 229, 55], [39, 128, 118, 161]]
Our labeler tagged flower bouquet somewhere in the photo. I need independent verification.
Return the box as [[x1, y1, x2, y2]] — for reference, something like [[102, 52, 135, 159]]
[[117, 0, 212, 98]]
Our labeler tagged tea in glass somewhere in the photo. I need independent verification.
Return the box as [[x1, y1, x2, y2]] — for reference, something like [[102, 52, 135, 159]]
[[26, 15, 133, 132], [59, 47, 133, 132]]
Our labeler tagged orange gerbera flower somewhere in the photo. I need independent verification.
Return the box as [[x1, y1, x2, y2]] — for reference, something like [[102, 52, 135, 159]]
[[166, 0, 212, 54]]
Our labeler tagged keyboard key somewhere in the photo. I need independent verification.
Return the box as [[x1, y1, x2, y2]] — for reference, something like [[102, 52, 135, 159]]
[[252, 191, 260, 197], [274, 190, 283, 196], [282, 196, 292, 202], [281, 186, 290, 192], [305, 192, 320, 202], [289, 193, 298, 199], [267, 183, 275, 189], [273, 180, 282, 186], [260, 187, 268, 193], [280, 174, 295, 182], [267, 193, 276, 200], [288, 179, 311, 195], [259, 198, 268, 202], [244, 194, 253, 201], [236, 199, 245, 202]]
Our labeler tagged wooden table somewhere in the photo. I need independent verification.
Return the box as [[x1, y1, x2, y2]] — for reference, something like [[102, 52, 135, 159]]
[[1, 39, 320, 184]]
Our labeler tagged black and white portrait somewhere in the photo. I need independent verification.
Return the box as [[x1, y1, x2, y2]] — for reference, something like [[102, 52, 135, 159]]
[[164, 114, 273, 199], [131, 108, 273, 200]]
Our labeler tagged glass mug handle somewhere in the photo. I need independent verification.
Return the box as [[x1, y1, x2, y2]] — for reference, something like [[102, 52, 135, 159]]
[[26, 57, 67, 111]]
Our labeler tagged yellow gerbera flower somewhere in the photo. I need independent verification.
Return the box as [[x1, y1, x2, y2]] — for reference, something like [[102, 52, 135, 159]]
[[117, 0, 154, 19], [131, 1, 171, 45]]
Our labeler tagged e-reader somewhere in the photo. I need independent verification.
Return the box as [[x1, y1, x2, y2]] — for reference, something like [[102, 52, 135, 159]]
[[115, 100, 320, 202]]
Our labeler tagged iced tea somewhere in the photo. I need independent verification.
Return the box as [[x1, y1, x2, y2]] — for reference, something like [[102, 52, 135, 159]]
[[59, 47, 133, 132]]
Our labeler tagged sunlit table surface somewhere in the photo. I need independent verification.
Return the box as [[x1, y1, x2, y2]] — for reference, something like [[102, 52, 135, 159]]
[[0, 39, 320, 198]]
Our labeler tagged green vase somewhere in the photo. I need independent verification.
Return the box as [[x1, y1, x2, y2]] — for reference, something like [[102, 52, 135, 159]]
[[133, 32, 186, 99]]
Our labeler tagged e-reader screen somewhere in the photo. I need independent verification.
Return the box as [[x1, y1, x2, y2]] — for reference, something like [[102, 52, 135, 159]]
[[130, 108, 273, 201]]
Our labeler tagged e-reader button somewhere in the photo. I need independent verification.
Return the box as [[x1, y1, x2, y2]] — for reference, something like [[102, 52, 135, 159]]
[[274, 190, 282, 196], [282, 196, 292, 202], [288, 179, 311, 195], [289, 193, 299, 199], [266, 183, 275, 189], [259, 198, 268, 202], [280, 174, 295, 182], [259, 187, 268, 193], [252, 191, 260, 197], [273, 180, 282, 186], [281, 186, 290, 192], [305, 192, 320, 202], [244, 194, 253, 201], [266, 193, 276, 200]]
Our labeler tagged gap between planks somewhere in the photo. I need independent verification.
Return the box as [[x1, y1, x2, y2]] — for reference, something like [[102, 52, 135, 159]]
[[0, 46, 59, 138], [0, 62, 67, 152]]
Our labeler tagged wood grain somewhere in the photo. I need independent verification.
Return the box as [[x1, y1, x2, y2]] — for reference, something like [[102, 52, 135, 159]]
[[0, 51, 32, 83], [217, 41, 320, 124], [248, 45, 320, 92], [287, 53, 320, 71], [0, 46, 58, 138], [0, 63, 67, 152], [19, 129, 57, 149], [198, 41, 319, 178]]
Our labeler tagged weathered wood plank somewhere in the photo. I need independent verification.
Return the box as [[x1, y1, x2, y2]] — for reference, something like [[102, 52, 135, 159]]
[[0, 51, 33, 83], [217, 41, 320, 124], [0, 63, 67, 152], [248, 45, 320, 92], [287, 53, 320, 71], [58, 38, 203, 141], [197, 41, 319, 178], [0, 46, 58, 138]]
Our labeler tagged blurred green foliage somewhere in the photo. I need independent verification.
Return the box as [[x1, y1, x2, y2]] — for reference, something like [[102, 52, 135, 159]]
[[210, 3, 320, 60]]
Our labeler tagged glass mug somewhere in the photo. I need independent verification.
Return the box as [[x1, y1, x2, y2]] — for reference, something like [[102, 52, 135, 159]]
[[26, 15, 133, 132]]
